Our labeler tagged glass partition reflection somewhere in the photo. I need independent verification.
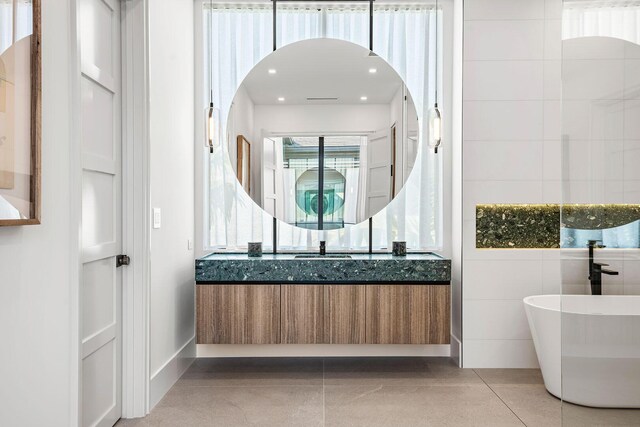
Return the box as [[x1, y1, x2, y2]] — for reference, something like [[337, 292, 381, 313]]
[[561, 1, 640, 423]]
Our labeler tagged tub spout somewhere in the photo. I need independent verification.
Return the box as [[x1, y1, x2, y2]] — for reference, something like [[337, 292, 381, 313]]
[[588, 240, 619, 295]]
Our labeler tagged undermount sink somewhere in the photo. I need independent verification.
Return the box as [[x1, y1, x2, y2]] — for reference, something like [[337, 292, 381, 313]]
[[294, 255, 353, 260]]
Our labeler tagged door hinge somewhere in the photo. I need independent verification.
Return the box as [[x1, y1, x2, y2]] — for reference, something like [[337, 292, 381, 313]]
[[390, 164, 394, 176], [116, 255, 131, 268]]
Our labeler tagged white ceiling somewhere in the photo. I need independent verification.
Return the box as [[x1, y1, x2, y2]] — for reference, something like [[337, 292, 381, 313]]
[[239, 39, 403, 105]]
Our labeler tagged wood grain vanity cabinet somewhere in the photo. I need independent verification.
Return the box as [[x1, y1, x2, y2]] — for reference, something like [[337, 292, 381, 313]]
[[366, 285, 450, 344], [324, 285, 366, 344], [196, 285, 280, 344], [281, 285, 324, 344], [196, 284, 449, 345], [281, 285, 367, 344]]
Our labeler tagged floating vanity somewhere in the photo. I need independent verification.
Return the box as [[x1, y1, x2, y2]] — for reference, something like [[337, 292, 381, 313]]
[[195, 39, 452, 349], [195, 253, 451, 346]]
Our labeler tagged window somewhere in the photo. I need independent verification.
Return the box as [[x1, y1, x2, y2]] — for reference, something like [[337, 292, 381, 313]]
[[201, 2, 443, 251]]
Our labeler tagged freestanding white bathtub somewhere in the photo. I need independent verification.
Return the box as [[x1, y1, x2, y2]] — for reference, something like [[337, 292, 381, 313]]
[[524, 295, 640, 408]]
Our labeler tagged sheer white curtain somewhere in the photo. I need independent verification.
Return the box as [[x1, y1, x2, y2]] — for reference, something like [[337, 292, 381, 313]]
[[204, 3, 441, 251], [563, 1, 640, 43]]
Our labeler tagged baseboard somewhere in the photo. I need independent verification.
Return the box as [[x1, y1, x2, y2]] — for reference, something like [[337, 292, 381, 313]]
[[197, 344, 451, 358], [450, 334, 462, 367], [149, 337, 196, 409]]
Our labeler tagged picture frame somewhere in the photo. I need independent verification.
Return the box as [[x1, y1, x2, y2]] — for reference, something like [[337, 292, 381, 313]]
[[0, 0, 41, 226], [237, 135, 251, 194]]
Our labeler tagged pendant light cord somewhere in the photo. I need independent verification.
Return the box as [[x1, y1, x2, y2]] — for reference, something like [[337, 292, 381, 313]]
[[209, 0, 213, 106], [434, 0, 438, 105]]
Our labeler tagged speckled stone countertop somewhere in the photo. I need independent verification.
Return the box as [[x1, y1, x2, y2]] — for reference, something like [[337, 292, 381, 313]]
[[195, 253, 451, 284]]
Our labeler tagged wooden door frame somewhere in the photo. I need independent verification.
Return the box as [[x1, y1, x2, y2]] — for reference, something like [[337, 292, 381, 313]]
[[69, 1, 151, 425]]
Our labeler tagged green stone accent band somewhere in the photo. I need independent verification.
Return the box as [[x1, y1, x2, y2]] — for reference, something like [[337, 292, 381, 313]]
[[476, 204, 640, 249]]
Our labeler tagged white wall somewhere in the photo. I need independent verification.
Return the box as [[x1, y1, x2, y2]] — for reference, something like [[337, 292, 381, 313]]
[[147, 0, 196, 408], [0, 1, 77, 425], [462, 0, 562, 368], [254, 103, 390, 136]]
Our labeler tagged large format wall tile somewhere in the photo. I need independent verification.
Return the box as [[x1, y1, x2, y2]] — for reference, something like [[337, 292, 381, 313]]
[[464, 101, 544, 141], [464, 61, 544, 101], [465, 0, 545, 20], [463, 0, 562, 369], [464, 20, 544, 61]]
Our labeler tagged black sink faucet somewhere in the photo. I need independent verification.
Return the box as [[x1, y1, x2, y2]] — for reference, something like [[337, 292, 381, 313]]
[[588, 240, 619, 295], [320, 241, 326, 256]]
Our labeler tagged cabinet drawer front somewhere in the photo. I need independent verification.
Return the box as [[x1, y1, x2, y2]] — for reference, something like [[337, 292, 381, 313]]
[[281, 285, 324, 344], [325, 285, 366, 344], [196, 285, 280, 344], [366, 285, 450, 344]]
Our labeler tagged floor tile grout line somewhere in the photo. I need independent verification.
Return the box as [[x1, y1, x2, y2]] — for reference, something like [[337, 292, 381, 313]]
[[322, 358, 326, 427], [473, 369, 528, 427]]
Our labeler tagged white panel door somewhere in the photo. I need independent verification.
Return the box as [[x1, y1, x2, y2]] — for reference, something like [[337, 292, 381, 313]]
[[366, 128, 392, 218], [79, 0, 122, 426], [262, 137, 283, 217]]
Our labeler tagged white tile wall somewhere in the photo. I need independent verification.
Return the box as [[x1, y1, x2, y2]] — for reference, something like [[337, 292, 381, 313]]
[[464, 340, 539, 368], [464, 0, 640, 369], [465, 0, 545, 21], [463, 101, 544, 141], [464, 300, 532, 340], [544, 20, 562, 60], [464, 260, 543, 300], [464, 21, 544, 60], [543, 101, 561, 139], [462, 0, 561, 368], [543, 61, 561, 99], [624, 101, 640, 138], [563, 60, 625, 100], [464, 141, 544, 181], [464, 61, 544, 100]]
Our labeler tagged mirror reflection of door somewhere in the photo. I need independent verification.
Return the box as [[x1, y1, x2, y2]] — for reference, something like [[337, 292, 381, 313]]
[[365, 128, 392, 220], [261, 136, 283, 218], [391, 124, 397, 198]]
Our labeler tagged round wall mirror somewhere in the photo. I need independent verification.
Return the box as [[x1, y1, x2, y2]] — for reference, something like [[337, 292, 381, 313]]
[[227, 38, 420, 230]]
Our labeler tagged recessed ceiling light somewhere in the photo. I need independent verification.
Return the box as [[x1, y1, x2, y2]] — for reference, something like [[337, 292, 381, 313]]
[[360, 96, 368, 101], [268, 69, 277, 74], [369, 68, 377, 74], [278, 97, 285, 102]]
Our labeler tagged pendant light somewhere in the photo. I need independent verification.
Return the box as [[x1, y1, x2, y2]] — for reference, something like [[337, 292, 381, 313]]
[[428, 0, 442, 154], [205, 0, 218, 154]]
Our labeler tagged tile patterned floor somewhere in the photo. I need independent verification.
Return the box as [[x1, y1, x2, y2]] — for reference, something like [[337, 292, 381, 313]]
[[117, 358, 640, 427]]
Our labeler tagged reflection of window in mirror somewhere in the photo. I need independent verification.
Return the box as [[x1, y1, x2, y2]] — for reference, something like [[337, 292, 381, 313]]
[[280, 136, 362, 230]]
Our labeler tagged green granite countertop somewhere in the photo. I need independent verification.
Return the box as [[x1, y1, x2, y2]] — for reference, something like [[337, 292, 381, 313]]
[[195, 252, 451, 284]]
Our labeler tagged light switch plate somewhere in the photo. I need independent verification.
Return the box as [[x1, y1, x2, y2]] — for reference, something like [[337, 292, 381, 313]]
[[153, 208, 161, 229]]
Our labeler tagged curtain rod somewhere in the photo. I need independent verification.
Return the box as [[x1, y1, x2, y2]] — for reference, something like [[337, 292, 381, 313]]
[[271, 0, 375, 2]]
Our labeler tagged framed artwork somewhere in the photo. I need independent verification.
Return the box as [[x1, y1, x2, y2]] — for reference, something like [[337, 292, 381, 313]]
[[0, 0, 41, 226], [237, 135, 251, 194]]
